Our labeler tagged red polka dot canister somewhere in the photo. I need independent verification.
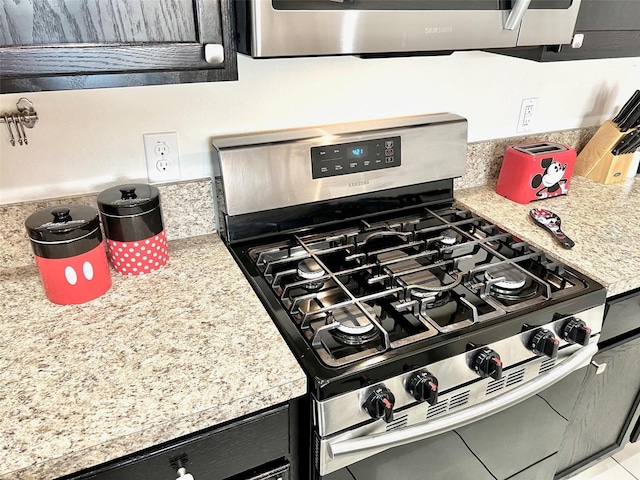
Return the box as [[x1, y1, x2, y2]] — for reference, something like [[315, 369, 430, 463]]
[[25, 205, 112, 305], [97, 184, 168, 275]]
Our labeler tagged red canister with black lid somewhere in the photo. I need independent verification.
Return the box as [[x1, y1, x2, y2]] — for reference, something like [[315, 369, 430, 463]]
[[97, 184, 168, 275], [25, 205, 112, 305]]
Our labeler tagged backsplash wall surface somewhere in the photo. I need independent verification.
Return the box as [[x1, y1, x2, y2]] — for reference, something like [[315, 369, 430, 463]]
[[0, 52, 638, 204]]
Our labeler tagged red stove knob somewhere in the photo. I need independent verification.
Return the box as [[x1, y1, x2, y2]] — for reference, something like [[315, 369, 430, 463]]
[[407, 371, 439, 405], [529, 328, 560, 359], [472, 347, 503, 380], [363, 386, 395, 423], [561, 317, 591, 346]]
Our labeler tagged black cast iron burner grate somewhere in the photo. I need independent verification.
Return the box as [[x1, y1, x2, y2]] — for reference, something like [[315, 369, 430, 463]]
[[247, 206, 588, 367]]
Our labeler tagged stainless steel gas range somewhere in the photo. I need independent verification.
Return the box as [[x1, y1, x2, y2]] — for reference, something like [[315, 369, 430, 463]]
[[212, 114, 606, 480]]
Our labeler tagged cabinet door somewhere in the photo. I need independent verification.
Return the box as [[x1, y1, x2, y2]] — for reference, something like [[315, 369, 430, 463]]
[[61, 405, 290, 480], [0, 0, 237, 92], [555, 333, 640, 478]]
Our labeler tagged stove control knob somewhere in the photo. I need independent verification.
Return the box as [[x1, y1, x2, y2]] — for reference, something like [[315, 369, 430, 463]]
[[529, 328, 560, 359], [407, 371, 439, 405], [561, 317, 591, 346], [363, 386, 395, 423], [472, 348, 503, 380]]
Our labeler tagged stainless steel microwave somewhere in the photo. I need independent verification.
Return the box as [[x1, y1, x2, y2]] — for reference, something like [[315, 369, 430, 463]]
[[234, 0, 582, 58]]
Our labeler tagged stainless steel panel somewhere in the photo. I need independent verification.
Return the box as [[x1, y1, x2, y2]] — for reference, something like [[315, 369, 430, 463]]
[[318, 342, 597, 475], [315, 305, 604, 437], [518, 0, 582, 46], [250, 2, 519, 57], [213, 113, 467, 216]]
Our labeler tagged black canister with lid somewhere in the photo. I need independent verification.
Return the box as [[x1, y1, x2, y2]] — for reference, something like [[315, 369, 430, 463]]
[[25, 204, 112, 304], [97, 184, 168, 275]]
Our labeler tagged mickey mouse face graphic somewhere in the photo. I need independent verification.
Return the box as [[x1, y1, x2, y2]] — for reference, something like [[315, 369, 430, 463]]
[[531, 158, 568, 198], [35, 244, 112, 305]]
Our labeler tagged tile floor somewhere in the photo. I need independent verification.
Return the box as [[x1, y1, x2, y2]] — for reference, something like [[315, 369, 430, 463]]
[[569, 441, 640, 479]]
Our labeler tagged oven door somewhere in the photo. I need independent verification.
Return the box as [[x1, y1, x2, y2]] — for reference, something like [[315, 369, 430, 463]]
[[236, 0, 581, 58], [318, 343, 596, 480]]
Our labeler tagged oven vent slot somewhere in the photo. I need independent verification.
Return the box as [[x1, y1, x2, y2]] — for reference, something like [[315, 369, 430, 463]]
[[539, 358, 556, 374], [426, 399, 448, 419], [486, 377, 506, 395], [386, 414, 408, 432], [449, 391, 470, 410], [313, 432, 321, 470], [506, 368, 526, 387]]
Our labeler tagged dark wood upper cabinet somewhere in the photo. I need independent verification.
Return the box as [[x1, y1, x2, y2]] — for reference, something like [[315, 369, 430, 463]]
[[0, 0, 237, 93], [485, 0, 640, 61]]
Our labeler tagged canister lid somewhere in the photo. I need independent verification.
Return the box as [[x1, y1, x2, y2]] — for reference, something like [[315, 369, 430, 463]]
[[97, 184, 160, 216], [25, 205, 100, 244]]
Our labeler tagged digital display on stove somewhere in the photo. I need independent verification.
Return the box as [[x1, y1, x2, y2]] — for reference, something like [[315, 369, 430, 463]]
[[348, 146, 367, 158], [311, 136, 401, 179]]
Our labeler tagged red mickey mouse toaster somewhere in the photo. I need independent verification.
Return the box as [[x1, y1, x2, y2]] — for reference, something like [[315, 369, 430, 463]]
[[495, 142, 576, 204], [25, 204, 112, 305]]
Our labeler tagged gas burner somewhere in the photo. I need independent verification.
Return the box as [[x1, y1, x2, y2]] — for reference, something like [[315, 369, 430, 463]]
[[328, 304, 381, 346], [415, 290, 452, 309], [436, 228, 462, 247], [485, 264, 527, 290], [484, 264, 540, 302], [297, 258, 326, 291], [403, 271, 447, 304]]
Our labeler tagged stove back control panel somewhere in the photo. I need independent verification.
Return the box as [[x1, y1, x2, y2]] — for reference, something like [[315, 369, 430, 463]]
[[311, 136, 401, 179]]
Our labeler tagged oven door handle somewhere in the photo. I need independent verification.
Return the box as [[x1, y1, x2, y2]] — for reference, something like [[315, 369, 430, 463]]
[[329, 343, 597, 458]]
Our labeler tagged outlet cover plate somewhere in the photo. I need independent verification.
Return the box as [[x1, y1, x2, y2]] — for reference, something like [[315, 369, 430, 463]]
[[517, 98, 538, 133], [143, 132, 181, 183]]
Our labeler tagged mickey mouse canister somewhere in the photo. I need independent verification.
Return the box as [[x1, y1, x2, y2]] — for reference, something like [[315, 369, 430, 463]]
[[97, 184, 168, 275], [25, 205, 112, 305]]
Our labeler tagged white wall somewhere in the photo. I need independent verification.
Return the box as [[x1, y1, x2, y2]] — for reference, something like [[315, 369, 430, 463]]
[[1, 51, 638, 204]]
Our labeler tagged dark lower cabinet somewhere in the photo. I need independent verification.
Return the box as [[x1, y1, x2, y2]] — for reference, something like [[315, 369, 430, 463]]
[[555, 289, 640, 479], [59, 403, 295, 480]]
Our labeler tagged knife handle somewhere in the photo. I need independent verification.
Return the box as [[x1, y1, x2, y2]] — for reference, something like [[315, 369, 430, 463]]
[[613, 90, 640, 124], [619, 133, 640, 155], [619, 103, 640, 132], [611, 132, 630, 156]]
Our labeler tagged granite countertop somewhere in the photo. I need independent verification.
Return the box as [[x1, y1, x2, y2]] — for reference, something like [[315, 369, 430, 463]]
[[455, 175, 640, 297], [0, 234, 307, 480]]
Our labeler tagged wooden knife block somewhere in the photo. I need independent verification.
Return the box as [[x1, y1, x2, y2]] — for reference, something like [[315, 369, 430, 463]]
[[575, 120, 634, 184]]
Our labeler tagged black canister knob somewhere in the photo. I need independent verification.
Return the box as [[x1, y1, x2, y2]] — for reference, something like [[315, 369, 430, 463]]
[[119, 186, 138, 200], [51, 207, 72, 223]]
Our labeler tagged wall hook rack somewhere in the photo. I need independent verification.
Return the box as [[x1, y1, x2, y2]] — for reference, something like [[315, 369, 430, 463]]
[[1, 98, 38, 146]]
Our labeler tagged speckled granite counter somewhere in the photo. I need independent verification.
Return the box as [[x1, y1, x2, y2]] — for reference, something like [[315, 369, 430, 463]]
[[0, 234, 307, 479], [455, 176, 640, 297]]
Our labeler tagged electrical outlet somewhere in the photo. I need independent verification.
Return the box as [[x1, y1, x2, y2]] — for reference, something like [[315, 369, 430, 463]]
[[143, 132, 181, 183], [517, 98, 538, 133]]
